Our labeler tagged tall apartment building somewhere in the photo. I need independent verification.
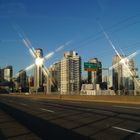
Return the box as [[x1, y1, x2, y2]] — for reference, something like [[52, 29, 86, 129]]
[[135, 79, 140, 95], [17, 70, 28, 91], [60, 51, 81, 94], [88, 58, 102, 86], [112, 54, 136, 94], [49, 61, 61, 92], [112, 55, 123, 91], [0, 68, 3, 82], [34, 48, 44, 91], [3, 65, 13, 82], [0, 66, 13, 92], [122, 59, 136, 90]]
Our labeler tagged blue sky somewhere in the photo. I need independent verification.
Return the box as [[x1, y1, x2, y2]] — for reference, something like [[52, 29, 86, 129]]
[[0, 0, 140, 77]]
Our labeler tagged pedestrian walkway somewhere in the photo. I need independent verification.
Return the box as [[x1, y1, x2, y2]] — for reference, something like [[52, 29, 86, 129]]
[[0, 109, 41, 140]]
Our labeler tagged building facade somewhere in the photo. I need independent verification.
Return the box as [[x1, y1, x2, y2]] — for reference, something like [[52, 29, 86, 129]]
[[0, 66, 13, 92], [112, 54, 137, 94], [112, 55, 123, 92], [3, 66, 13, 82], [34, 48, 44, 91], [87, 58, 102, 86], [0, 68, 3, 82], [49, 61, 61, 92], [60, 51, 81, 94], [17, 70, 28, 92]]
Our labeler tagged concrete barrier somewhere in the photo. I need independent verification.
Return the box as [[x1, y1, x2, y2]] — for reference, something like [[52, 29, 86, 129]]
[[61, 95, 140, 104], [1, 93, 140, 104]]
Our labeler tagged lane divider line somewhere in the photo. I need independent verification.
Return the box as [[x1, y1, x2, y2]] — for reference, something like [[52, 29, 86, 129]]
[[112, 126, 140, 135], [40, 108, 55, 113]]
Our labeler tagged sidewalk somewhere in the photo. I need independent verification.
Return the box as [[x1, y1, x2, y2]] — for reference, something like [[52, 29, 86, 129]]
[[0, 109, 41, 140]]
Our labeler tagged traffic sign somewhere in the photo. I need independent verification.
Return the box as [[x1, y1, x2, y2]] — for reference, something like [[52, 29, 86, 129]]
[[84, 62, 97, 68], [84, 62, 101, 71]]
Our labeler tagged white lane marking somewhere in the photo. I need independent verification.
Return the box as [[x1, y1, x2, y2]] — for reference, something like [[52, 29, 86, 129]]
[[69, 101, 77, 104], [113, 105, 140, 110], [113, 126, 140, 135], [20, 103, 27, 106], [40, 108, 55, 113]]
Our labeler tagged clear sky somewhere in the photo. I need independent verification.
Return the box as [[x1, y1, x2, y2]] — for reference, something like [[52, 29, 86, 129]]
[[0, 0, 140, 77]]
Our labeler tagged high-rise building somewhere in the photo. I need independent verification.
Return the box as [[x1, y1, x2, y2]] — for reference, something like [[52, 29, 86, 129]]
[[112, 54, 136, 94], [135, 79, 140, 95], [34, 48, 44, 91], [0, 68, 3, 82], [49, 61, 61, 92], [28, 76, 34, 88], [88, 58, 102, 86], [122, 59, 136, 91], [17, 70, 28, 91], [3, 66, 13, 82], [112, 55, 123, 91], [0, 66, 13, 92], [60, 51, 81, 94]]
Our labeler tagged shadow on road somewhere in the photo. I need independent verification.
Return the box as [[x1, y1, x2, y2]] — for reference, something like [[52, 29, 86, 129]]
[[0, 102, 92, 140]]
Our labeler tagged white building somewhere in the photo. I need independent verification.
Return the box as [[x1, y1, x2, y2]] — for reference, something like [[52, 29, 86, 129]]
[[112, 54, 137, 94], [60, 51, 81, 94], [3, 66, 13, 82], [34, 48, 44, 91]]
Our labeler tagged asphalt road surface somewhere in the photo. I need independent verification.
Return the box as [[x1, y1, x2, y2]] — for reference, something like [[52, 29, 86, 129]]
[[0, 94, 140, 140]]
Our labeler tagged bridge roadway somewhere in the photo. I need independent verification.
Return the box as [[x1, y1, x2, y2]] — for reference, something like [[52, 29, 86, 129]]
[[0, 94, 140, 140]]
